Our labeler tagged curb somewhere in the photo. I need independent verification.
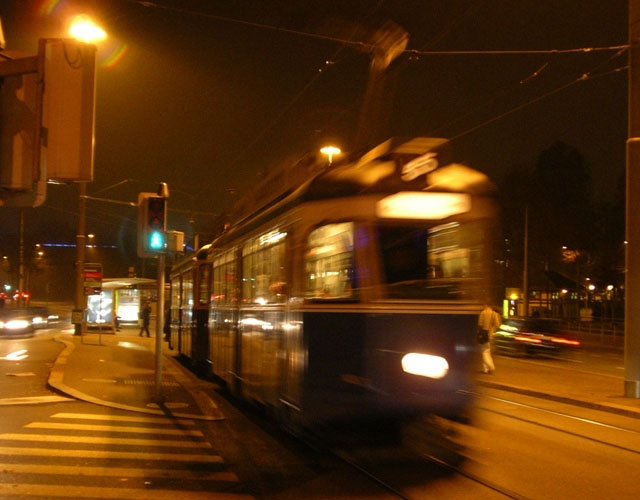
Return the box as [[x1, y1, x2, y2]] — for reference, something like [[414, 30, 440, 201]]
[[49, 334, 223, 421], [477, 380, 640, 420]]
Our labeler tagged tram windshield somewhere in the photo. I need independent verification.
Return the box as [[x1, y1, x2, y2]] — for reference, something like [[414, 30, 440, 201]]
[[377, 221, 484, 300]]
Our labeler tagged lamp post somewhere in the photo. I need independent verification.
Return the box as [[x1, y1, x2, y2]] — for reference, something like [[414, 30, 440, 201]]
[[69, 16, 105, 335]]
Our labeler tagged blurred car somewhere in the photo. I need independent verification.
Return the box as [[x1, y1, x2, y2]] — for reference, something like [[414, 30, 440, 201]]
[[494, 317, 580, 356], [25, 306, 60, 329], [0, 310, 35, 338]]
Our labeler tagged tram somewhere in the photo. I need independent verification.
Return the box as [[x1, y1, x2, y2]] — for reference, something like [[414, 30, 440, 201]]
[[169, 137, 498, 429]]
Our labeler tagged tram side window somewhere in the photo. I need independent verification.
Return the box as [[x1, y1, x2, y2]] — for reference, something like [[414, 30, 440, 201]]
[[242, 231, 287, 304], [170, 279, 180, 310], [197, 264, 211, 306], [305, 222, 356, 299], [213, 252, 238, 305]]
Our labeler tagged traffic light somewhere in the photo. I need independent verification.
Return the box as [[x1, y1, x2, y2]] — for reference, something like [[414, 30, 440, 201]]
[[137, 193, 167, 257]]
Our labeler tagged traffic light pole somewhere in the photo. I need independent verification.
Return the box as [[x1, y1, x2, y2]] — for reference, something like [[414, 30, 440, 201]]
[[74, 182, 86, 335]]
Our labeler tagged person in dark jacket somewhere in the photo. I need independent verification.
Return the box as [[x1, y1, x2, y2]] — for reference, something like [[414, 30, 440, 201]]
[[139, 301, 151, 337]]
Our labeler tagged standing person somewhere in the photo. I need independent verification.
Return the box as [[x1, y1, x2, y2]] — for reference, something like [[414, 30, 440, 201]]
[[139, 301, 151, 337], [477, 303, 501, 374]]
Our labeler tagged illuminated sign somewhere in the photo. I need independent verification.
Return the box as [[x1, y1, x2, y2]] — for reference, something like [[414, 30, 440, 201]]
[[376, 192, 471, 220], [401, 152, 438, 181]]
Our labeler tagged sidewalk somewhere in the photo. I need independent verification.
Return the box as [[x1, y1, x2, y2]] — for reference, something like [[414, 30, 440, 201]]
[[48, 328, 224, 421], [476, 353, 640, 419]]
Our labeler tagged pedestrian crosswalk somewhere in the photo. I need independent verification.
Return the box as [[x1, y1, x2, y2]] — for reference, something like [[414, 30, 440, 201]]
[[0, 411, 254, 499]]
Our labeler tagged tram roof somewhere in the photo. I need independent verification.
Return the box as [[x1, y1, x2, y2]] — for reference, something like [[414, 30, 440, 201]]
[[229, 137, 494, 221], [192, 137, 496, 256]]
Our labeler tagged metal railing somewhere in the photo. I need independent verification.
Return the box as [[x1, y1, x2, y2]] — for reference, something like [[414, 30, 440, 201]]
[[559, 319, 625, 347]]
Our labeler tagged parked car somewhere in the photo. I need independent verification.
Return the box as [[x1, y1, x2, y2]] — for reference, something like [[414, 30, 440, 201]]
[[494, 317, 581, 357], [0, 310, 35, 338]]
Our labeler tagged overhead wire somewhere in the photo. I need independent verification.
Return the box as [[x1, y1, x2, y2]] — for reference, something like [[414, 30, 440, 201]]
[[450, 64, 628, 143], [128, 0, 628, 161], [433, 45, 627, 139], [130, 0, 626, 56], [219, 0, 388, 176]]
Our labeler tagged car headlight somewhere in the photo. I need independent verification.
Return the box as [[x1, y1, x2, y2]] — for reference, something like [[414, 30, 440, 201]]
[[32, 316, 46, 324], [5, 319, 30, 330]]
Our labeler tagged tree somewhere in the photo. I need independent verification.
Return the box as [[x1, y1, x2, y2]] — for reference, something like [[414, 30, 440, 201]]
[[530, 141, 595, 274]]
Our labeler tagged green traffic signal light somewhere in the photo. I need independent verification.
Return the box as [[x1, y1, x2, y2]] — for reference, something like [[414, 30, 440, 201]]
[[149, 230, 165, 250], [137, 192, 167, 257]]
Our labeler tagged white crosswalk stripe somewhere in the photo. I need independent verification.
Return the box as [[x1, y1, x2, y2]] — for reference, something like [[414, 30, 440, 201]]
[[0, 410, 253, 499]]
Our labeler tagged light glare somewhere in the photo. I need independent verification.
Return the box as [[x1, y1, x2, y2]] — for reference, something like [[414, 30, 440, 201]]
[[69, 15, 106, 43], [377, 192, 471, 219], [401, 352, 449, 379]]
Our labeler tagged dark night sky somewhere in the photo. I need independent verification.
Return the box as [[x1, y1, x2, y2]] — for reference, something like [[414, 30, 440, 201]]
[[0, 0, 629, 251]]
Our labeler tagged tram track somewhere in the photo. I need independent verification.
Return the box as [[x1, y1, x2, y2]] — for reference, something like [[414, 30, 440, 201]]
[[472, 391, 640, 455], [331, 434, 531, 500]]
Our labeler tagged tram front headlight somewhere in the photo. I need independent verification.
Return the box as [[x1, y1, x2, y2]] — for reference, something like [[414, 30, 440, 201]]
[[401, 352, 449, 379]]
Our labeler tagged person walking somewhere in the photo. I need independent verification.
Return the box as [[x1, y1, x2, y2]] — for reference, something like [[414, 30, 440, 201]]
[[477, 303, 501, 374], [139, 301, 151, 337]]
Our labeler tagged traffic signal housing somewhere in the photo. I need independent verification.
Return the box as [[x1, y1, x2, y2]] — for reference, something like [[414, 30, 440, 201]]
[[137, 193, 167, 257]]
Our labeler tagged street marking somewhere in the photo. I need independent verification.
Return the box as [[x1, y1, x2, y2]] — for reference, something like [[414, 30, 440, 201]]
[[0, 433, 211, 448], [25, 422, 204, 436], [0, 445, 224, 463], [50, 412, 196, 425], [5, 372, 36, 377], [0, 349, 28, 360], [0, 395, 72, 406], [82, 378, 117, 383], [0, 462, 238, 481], [0, 484, 252, 499]]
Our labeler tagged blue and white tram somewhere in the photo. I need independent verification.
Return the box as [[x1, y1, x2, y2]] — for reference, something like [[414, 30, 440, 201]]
[[170, 137, 498, 428]]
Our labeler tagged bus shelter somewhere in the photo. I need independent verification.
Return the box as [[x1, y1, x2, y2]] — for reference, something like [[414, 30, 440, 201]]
[[86, 278, 157, 330]]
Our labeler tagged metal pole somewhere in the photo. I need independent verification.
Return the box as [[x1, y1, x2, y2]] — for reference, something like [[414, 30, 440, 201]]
[[625, 0, 640, 398], [154, 254, 165, 400], [74, 182, 86, 335], [18, 209, 25, 297], [523, 205, 529, 316]]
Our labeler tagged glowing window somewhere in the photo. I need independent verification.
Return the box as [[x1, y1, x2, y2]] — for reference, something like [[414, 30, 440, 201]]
[[305, 222, 357, 300]]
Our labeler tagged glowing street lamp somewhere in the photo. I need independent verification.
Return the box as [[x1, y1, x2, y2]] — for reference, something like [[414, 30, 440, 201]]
[[69, 15, 107, 43], [320, 146, 341, 164]]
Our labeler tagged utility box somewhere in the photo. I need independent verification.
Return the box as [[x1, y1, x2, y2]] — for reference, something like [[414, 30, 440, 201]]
[[42, 39, 96, 182], [167, 231, 184, 253]]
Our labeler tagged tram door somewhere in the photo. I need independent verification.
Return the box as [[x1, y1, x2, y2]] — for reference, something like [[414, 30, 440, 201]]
[[193, 261, 212, 374]]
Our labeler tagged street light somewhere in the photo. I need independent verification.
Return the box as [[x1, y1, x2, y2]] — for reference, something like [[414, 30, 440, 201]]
[[320, 146, 341, 164], [69, 15, 106, 43], [69, 15, 106, 335]]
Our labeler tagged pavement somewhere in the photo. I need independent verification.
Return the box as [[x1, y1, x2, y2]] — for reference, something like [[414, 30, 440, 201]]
[[476, 345, 640, 419], [48, 327, 224, 421], [45, 327, 640, 422]]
